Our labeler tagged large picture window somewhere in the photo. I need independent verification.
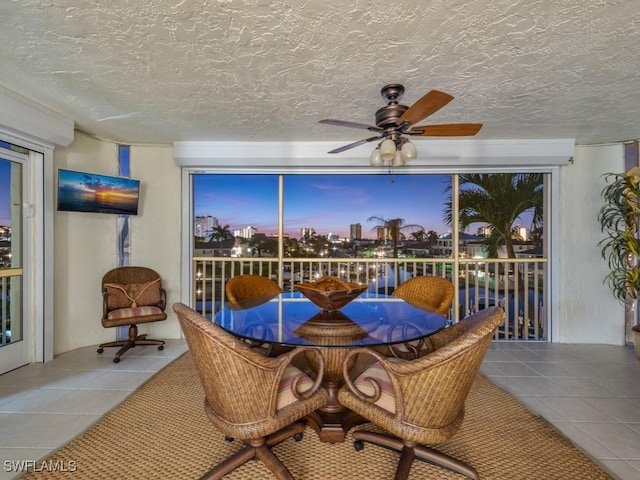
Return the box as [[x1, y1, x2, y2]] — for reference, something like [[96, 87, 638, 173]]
[[191, 171, 548, 340], [193, 173, 544, 261]]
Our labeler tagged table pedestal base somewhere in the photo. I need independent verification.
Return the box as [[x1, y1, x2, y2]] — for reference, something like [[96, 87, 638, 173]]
[[304, 380, 367, 443], [305, 408, 367, 443]]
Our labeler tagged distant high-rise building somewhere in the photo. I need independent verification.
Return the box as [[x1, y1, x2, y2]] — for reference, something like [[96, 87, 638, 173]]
[[233, 225, 257, 239], [376, 226, 391, 242], [476, 225, 492, 237], [515, 225, 529, 241], [194, 215, 218, 238], [350, 223, 362, 239], [0, 225, 10, 241], [477, 223, 529, 241], [300, 226, 315, 242]]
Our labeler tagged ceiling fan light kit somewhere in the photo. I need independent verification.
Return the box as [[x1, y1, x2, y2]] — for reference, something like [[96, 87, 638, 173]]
[[320, 83, 482, 166], [370, 148, 383, 166], [379, 138, 396, 162], [392, 150, 405, 167], [400, 138, 417, 161]]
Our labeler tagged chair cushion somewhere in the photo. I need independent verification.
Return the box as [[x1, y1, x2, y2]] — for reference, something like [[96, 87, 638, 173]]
[[276, 364, 316, 410], [107, 305, 164, 320], [105, 278, 161, 309], [353, 361, 396, 413]]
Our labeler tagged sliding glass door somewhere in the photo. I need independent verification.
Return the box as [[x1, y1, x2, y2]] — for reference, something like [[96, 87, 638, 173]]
[[0, 149, 28, 373]]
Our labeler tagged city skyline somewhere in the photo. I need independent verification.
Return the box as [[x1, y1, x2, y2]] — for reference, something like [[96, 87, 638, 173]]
[[194, 174, 459, 239]]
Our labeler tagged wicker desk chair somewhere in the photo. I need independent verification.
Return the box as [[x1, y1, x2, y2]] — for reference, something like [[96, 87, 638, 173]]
[[392, 276, 455, 317], [338, 306, 504, 480], [173, 303, 328, 480], [98, 266, 167, 363], [225, 274, 283, 310]]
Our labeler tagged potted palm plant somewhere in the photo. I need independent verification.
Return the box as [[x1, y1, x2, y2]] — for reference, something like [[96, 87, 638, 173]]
[[597, 166, 640, 356]]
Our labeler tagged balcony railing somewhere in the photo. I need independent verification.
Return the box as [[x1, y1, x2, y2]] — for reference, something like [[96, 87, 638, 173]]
[[192, 256, 548, 340]]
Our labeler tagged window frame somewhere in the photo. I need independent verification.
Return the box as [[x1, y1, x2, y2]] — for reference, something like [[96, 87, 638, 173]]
[[182, 164, 560, 341]]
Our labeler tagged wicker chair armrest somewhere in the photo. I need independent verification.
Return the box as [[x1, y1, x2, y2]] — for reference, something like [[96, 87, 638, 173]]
[[341, 347, 405, 404], [279, 347, 325, 400], [391, 307, 505, 375], [385, 322, 429, 359], [159, 287, 166, 311], [102, 290, 109, 317], [224, 345, 324, 412]]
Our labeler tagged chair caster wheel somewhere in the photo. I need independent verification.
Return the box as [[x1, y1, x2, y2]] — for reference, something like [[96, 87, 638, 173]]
[[157, 345, 164, 351], [113, 357, 121, 364], [294, 433, 303, 442], [224, 436, 234, 442], [97, 348, 104, 354], [354, 440, 364, 451]]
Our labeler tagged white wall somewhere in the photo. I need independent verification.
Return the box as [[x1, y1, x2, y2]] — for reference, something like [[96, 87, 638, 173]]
[[127, 144, 182, 341], [53, 134, 181, 354], [558, 144, 625, 344], [54, 134, 120, 353]]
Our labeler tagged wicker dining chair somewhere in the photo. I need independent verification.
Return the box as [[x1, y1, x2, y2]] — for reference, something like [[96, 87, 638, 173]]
[[337, 306, 504, 480], [173, 302, 328, 480], [98, 266, 167, 363], [225, 274, 283, 310], [392, 276, 455, 317]]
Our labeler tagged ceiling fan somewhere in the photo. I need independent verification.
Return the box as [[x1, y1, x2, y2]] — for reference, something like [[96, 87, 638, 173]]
[[319, 84, 482, 166]]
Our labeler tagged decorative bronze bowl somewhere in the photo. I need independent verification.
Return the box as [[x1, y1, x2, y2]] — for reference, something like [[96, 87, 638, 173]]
[[294, 275, 368, 311]]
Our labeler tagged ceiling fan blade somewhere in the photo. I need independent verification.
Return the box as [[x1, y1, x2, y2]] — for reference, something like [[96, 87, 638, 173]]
[[328, 136, 381, 154], [408, 123, 483, 136], [396, 90, 454, 127], [319, 119, 383, 132]]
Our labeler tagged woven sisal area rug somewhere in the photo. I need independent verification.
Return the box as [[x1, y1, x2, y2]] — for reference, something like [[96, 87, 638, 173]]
[[20, 353, 615, 480]]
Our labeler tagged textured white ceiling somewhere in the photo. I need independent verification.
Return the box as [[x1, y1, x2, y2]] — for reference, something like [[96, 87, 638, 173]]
[[0, 0, 639, 147]]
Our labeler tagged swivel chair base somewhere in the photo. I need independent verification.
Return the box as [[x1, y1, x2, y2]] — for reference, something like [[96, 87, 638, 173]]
[[97, 324, 164, 363]]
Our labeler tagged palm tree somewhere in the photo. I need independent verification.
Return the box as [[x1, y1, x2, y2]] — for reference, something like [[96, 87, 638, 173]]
[[444, 173, 543, 311], [426, 230, 439, 245], [367, 216, 423, 290], [247, 233, 278, 257], [409, 229, 439, 246], [410, 229, 427, 244], [443, 174, 543, 258], [207, 224, 233, 243], [367, 216, 423, 258]]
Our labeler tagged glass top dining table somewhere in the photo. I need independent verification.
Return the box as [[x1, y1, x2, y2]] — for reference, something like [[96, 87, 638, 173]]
[[213, 292, 448, 350], [214, 292, 448, 443]]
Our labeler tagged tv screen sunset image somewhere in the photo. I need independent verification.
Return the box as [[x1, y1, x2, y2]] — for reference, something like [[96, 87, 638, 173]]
[[57, 169, 140, 215]]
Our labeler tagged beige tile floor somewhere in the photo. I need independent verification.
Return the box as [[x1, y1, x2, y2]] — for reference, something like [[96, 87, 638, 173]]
[[481, 342, 640, 480], [0, 340, 639, 480], [0, 339, 188, 480]]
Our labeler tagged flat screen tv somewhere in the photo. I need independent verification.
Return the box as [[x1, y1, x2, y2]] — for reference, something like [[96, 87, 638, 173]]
[[57, 169, 140, 215]]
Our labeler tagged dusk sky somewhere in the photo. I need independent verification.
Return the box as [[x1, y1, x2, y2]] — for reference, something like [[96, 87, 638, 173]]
[[0, 160, 11, 226], [193, 174, 455, 238], [0, 168, 535, 236]]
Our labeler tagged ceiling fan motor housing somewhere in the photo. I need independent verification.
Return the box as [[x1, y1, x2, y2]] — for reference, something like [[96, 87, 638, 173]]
[[375, 103, 408, 129], [376, 84, 409, 133]]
